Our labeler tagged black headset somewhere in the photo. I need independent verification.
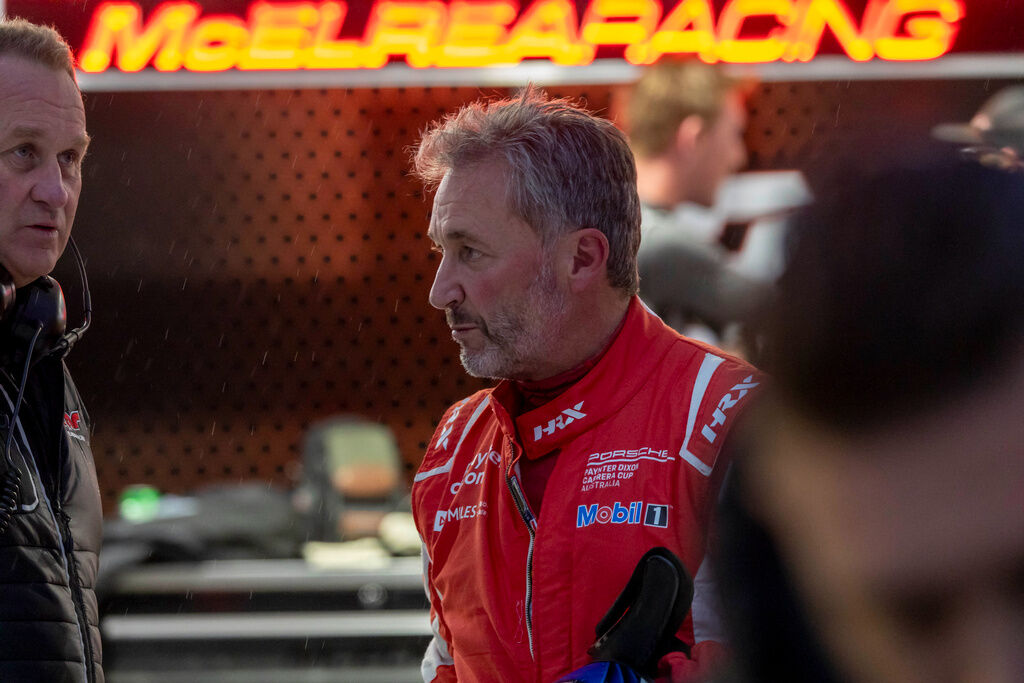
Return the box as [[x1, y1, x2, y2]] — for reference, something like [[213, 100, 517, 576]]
[[0, 236, 91, 533], [0, 236, 91, 364]]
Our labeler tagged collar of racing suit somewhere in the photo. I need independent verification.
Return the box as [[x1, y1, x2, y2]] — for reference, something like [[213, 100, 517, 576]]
[[492, 297, 681, 461]]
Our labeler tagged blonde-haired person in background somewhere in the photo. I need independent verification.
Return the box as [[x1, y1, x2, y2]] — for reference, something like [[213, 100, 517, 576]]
[[626, 59, 761, 350]]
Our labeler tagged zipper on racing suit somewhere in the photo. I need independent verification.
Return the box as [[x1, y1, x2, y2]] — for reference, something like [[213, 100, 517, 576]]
[[504, 438, 537, 659]]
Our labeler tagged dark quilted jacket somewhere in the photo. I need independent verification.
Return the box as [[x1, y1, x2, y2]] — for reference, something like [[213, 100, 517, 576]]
[[0, 353, 103, 683]]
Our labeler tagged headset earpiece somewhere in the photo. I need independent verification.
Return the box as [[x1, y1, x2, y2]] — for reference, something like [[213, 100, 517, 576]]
[[0, 275, 67, 362], [0, 238, 89, 364], [0, 265, 15, 320]]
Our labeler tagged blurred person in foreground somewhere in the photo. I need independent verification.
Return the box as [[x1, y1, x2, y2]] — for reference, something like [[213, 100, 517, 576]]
[[714, 159, 1024, 683], [0, 17, 103, 683], [626, 58, 758, 346], [410, 86, 759, 682]]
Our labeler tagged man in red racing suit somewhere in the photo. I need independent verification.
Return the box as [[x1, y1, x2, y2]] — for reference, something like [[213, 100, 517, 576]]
[[410, 87, 758, 682], [413, 297, 756, 682]]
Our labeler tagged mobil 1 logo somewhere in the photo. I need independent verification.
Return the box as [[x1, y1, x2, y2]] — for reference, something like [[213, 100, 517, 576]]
[[576, 501, 670, 529]]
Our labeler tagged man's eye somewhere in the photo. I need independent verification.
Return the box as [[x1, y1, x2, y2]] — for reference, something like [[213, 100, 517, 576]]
[[59, 150, 80, 166], [461, 246, 481, 261], [13, 145, 34, 159]]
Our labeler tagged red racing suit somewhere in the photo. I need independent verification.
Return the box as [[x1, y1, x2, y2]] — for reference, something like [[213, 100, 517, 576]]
[[412, 298, 759, 682]]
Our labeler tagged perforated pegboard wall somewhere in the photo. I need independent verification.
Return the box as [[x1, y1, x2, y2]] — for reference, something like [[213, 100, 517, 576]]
[[74, 86, 502, 511], [67, 78, 1020, 513]]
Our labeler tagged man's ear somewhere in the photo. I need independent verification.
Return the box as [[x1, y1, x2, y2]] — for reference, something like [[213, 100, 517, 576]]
[[676, 114, 705, 151], [566, 228, 610, 293]]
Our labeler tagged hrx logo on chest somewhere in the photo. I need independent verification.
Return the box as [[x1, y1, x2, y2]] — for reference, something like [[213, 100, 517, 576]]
[[533, 402, 586, 441]]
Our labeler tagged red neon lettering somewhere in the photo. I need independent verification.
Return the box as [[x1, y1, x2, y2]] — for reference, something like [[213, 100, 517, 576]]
[[625, 0, 716, 65], [716, 0, 793, 64], [184, 16, 249, 71], [239, 2, 320, 70], [306, 2, 364, 69], [504, 0, 594, 66], [362, 1, 446, 68], [784, 0, 873, 62], [80, 1, 199, 72], [866, 0, 965, 61], [76, 0, 967, 73], [581, 0, 662, 47], [433, 1, 518, 67]]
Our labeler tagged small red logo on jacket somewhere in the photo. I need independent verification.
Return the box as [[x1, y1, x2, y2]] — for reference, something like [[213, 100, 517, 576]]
[[64, 411, 81, 431]]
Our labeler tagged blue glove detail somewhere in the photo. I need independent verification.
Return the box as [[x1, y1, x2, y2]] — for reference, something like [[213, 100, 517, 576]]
[[554, 661, 649, 683]]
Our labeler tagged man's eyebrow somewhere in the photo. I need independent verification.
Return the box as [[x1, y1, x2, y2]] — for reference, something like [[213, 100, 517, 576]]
[[10, 126, 91, 150], [429, 228, 471, 244], [10, 125, 42, 141]]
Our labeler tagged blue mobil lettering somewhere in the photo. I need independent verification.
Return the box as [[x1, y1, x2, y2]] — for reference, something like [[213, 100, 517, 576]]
[[434, 501, 487, 532], [576, 501, 641, 527], [576, 501, 669, 529]]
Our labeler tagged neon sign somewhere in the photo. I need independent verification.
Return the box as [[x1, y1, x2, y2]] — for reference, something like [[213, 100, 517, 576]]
[[78, 0, 966, 73]]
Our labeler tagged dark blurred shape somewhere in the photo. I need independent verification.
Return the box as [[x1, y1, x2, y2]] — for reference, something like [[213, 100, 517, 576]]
[[295, 415, 406, 542], [717, 158, 1024, 683], [933, 86, 1024, 171], [714, 460, 847, 683], [933, 86, 1024, 155], [98, 483, 303, 612], [764, 159, 1024, 432], [638, 242, 767, 335], [101, 484, 302, 572]]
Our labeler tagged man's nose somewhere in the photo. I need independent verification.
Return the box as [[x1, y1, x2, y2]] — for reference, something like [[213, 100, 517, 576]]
[[30, 161, 71, 210], [428, 256, 463, 311]]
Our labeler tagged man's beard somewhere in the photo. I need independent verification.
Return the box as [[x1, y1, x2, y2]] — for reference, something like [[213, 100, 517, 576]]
[[448, 261, 566, 380]]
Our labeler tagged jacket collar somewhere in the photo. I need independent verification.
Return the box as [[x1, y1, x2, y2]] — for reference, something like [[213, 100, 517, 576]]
[[492, 297, 681, 460]]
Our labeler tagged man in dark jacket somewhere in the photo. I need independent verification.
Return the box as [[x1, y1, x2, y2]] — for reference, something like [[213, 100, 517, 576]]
[[0, 17, 103, 683]]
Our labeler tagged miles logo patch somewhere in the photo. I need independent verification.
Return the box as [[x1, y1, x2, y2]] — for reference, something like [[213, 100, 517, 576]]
[[434, 501, 487, 531]]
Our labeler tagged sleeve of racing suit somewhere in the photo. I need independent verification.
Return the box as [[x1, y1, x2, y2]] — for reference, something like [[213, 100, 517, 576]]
[[654, 555, 728, 682], [656, 424, 751, 683], [420, 543, 457, 682]]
